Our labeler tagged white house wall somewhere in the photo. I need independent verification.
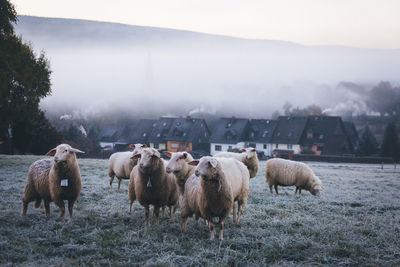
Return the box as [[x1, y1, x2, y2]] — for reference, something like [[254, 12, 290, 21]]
[[210, 142, 246, 156]]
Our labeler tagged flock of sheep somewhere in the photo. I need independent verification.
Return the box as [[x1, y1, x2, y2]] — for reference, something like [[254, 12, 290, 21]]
[[22, 143, 323, 240]]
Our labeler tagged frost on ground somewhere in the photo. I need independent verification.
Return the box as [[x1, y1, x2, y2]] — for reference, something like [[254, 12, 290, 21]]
[[0, 155, 399, 266]]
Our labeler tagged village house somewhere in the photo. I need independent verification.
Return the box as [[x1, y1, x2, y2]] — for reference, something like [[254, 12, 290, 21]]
[[269, 116, 308, 159], [165, 116, 210, 152], [147, 117, 175, 151], [300, 116, 354, 155], [248, 119, 277, 157], [343, 121, 360, 152], [119, 119, 156, 147], [209, 117, 251, 156], [98, 125, 128, 151]]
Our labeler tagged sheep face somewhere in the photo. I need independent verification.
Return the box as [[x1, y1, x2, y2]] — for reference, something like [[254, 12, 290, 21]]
[[165, 152, 189, 174], [240, 147, 257, 159], [310, 183, 322, 195], [45, 144, 84, 165], [190, 157, 219, 181], [129, 143, 147, 156], [134, 148, 161, 170]]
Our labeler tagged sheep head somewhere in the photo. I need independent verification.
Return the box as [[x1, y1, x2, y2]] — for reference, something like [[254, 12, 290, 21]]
[[165, 152, 193, 174], [240, 147, 257, 159], [133, 148, 161, 171], [46, 144, 84, 165]]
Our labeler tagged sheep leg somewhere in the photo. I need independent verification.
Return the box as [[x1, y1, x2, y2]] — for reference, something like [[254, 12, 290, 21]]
[[269, 184, 273, 194], [168, 206, 173, 219], [129, 199, 133, 214], [68, 200, 74, 219], [237, 200, 244, 223], [295, 187, 298, 195], [180, 216, 188, 232], [44, 200, 50, 219], [153, 206, 160, 224], [22, 201, 29, 216], [218, 219, 224, 240], [162, 206, 165, 216], [274, 185, 279, 194], [299, 188, 302, 194], [144, 205, 150, 224], [109, 175, 114, 190], [209, 221, 215, 241], [232, 202, 237, 223], [117, 178, 122, 191], [54, 198, 66, 221]]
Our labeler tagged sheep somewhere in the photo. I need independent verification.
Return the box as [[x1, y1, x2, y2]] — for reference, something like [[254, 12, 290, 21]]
[[108, 143, 146, 190], [164, 151, 195, 194], [129, 148, 179, 223], [215, 147, 259, 178], [180, 156, 239, 240], [265, 158, 323, 195], [22, 144, 84, 220]]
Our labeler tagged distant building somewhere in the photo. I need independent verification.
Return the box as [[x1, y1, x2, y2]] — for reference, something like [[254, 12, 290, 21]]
[[98, 125, 127, 151], [270, 116, 308, 159], [147, 117, 175, 151], [343, 121, 360, 152], [248, 119, 277, 157], [209, 117, 251, 156], [166, 117, 210, 152], [119, 119, 156, 146], [300, 116, 354, 155]]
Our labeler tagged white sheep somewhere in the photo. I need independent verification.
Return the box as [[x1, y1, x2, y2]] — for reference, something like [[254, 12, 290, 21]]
[[22, 144, 84, 220], [265, 158, 323, 195], [215, 147, 259, 178], [164, 151, 195, 194], [129, 148, 179, 223], [181, 157, 234, 240], [108, 143, 146, 190]]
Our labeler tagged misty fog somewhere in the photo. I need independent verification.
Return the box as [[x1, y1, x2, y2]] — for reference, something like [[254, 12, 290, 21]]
[[15, 16, 400, 119]]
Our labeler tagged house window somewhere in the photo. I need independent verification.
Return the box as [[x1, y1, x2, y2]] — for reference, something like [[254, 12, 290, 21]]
[[319, 134, 324, 140], [317, 146, 323, 151], [228, 146, 232, 150], [275, 144, 278, 149], [250, 132, 255, 138], [186, 143, 190, 148], [143, 133, 147, 137], [277, 132, 281, 137], [183, 132, 187, 136], [262, 131, 268, 137], [287, 144, 293, 150], [266, 120, 270, 124], [307, 132, 313, 139], [215, 145, 222, 151], [171, 143, 179, 148], [288, 132, 292, 137], [154, 143, 159, 149], [157, 133, 161, 137], [263, 144, 267, 149], [163, 122, 167, 126]]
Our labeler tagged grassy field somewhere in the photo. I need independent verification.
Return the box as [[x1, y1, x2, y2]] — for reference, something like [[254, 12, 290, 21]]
[[0, 155, 399, 266]]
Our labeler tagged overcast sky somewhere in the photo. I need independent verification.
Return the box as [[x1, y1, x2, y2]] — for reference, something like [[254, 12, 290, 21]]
[[12, 0, 400, 49]]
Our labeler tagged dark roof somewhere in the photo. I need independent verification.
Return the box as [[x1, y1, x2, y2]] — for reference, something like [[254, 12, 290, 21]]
[[270, 116, 308, 144], [119, 119, 156, 144], [210, 117, 251, 144], [248, 119, 277, 143], [343, 121, 360, 149], [147, 117, 176, 143], [99, 125, 126, 142], [300, 116, 354, 155], [166, 117, 210, 144]]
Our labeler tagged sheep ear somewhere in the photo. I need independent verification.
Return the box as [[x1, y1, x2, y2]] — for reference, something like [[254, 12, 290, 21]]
[[70, 148, 85, 154], [131, 153, 141, 160], [251, 148, 256, 152], [45, 148, 57, 156], [142, 144, 147, 148], [240, 148, 246, 152], [153, 150, 161, 158], [188, 160, 199, 166], [181, 152, 188, 159], [129, 144, 136, 149], [164, 151, 172, 158], [209, 158, 218, 168]]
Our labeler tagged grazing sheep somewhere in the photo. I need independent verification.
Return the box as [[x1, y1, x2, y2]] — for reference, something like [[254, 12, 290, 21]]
[[108, 143, 146, 190], [22, 144, 84, 220], [164, 151, 195, 194], [265, 158, 323, 195], [215, 147, 259, 178], [129, 148, 179, 223], [180, 157, 236, 240]]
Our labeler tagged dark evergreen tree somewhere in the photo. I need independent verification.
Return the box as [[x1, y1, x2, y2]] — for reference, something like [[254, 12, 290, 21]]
[[357, 126, 379, 156], [381, 122, 400, 162], [0, 0, 53, 153]]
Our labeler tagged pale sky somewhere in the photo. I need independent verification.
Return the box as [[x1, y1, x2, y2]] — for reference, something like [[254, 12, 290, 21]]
[[12, 0, 400, 49]]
